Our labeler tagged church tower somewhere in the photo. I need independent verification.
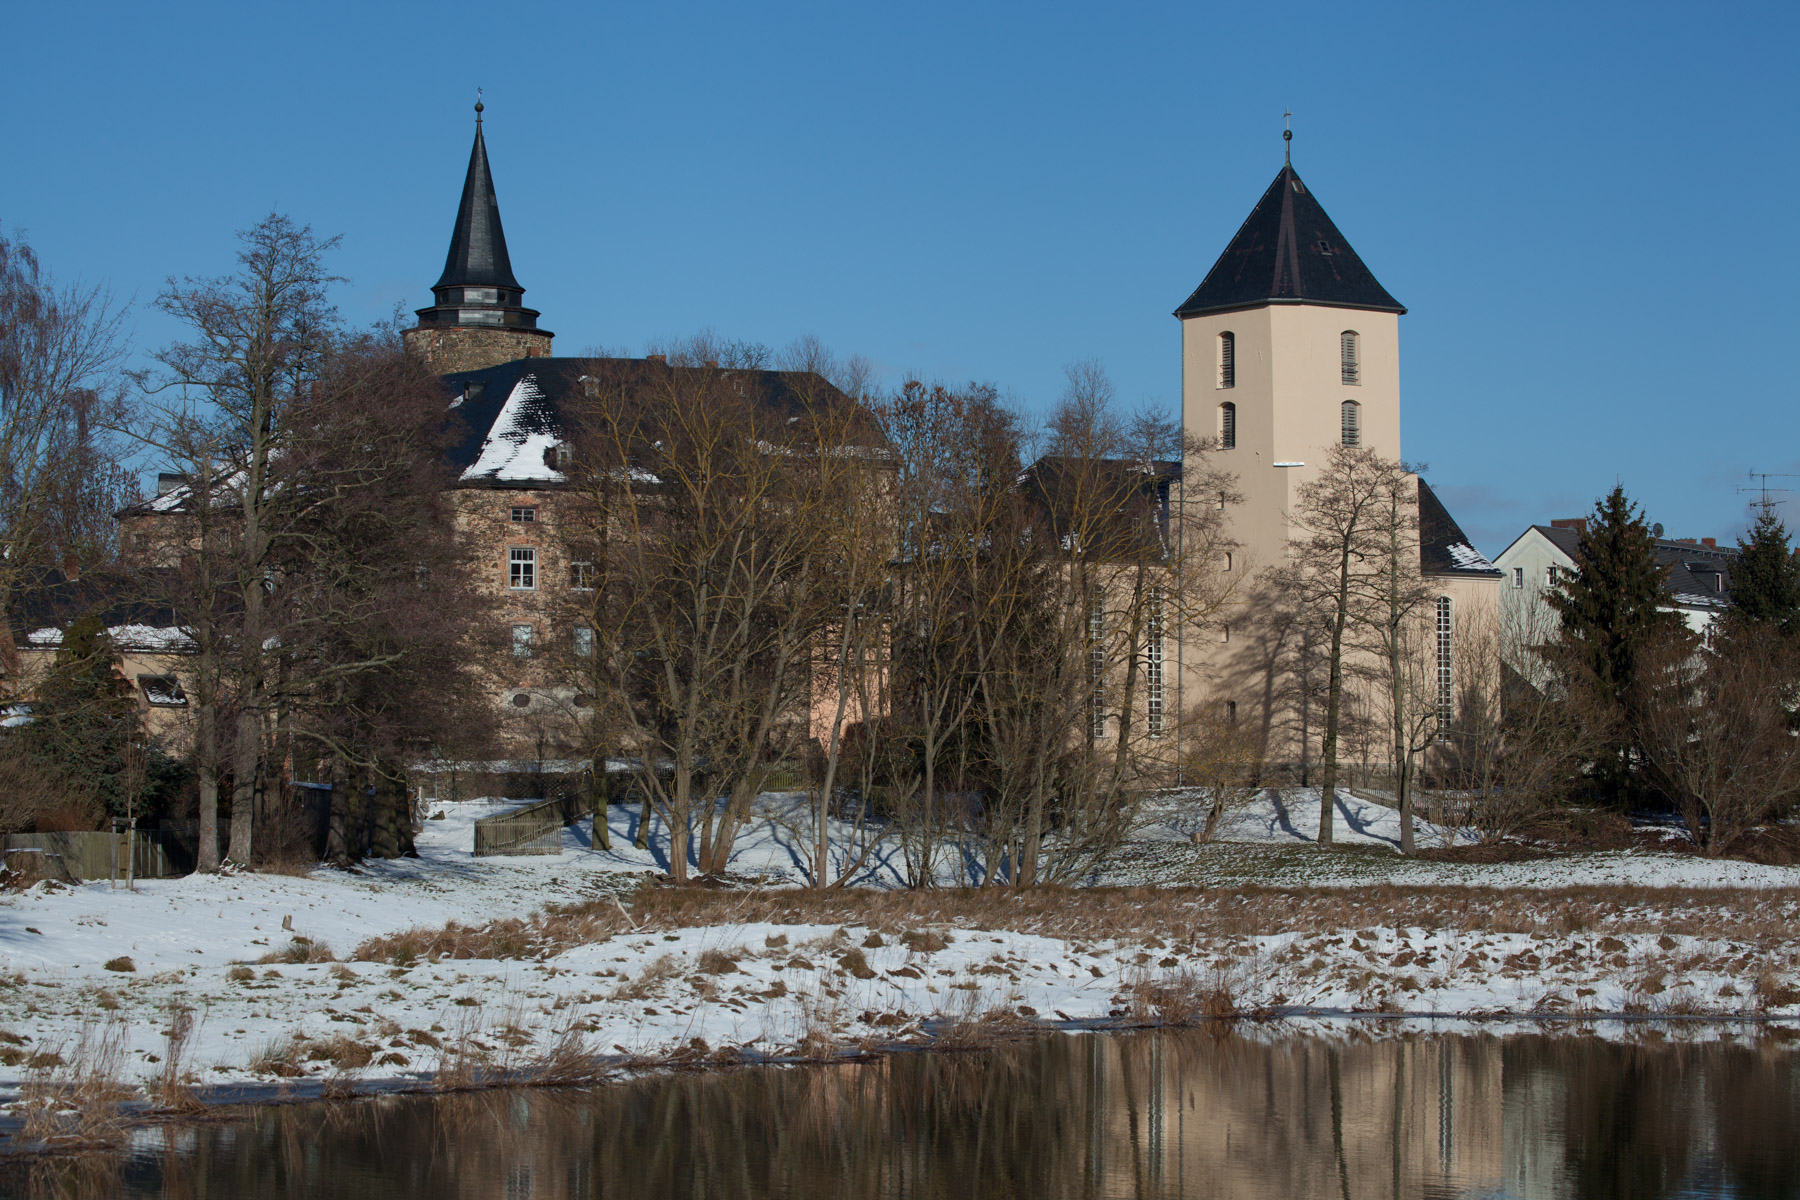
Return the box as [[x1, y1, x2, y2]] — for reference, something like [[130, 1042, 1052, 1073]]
[[404, 99, 554, 374], [1178, 149, 1405, 577]]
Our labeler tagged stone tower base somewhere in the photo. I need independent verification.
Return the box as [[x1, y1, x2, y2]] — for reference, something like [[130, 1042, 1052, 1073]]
[[404, 326, 555, 375]]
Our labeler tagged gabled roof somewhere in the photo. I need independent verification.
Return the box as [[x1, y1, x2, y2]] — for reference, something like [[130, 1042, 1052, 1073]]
[[439, 357, 870, 486], [1175, 164, 1405, 319], [1499, 523, 1739, 610], [434, 114, 521, 293], [1418, 479, 1501, 577]]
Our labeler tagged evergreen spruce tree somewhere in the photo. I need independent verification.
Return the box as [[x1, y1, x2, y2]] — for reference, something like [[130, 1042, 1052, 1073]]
[[1545, 485, 1684, 803], [1728, 505, 1800, 637], [24, 611, 159, 820]]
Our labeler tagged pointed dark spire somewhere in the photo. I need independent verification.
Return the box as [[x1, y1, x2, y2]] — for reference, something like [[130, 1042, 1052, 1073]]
[[1174, 163, 1404, 319], [415, 99, 545, 334]]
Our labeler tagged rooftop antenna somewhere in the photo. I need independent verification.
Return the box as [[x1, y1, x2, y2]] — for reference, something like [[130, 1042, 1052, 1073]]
[[475, 87, 484, 124], [1739, 471, 1798, 513], [1283, 109, 1293, 166]]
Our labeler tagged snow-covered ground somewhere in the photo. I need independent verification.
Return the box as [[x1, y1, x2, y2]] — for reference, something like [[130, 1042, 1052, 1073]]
[[3, 792, 1798, 1122]]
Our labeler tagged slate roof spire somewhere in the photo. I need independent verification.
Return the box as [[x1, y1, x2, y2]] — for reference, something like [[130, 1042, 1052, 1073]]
[[414, 97, 544, 334], [1174, 158, 1405, 320]]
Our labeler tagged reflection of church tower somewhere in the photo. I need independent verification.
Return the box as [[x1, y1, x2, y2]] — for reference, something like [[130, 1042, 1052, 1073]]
[[404, 99, 554, 374]]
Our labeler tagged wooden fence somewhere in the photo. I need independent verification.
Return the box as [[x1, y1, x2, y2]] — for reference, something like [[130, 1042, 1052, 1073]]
[[471, 791, 588, 857], [4, 830, 190, 881]]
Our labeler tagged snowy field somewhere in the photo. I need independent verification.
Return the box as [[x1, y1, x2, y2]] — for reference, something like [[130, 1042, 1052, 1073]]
[[3, 791, 1799, 1120]]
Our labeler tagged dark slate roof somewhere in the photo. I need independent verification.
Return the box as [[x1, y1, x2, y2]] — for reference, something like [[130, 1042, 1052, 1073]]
[[434, 116, 521, 293], [1527, 525, 1739, 608], [1418, 479, 1501, 577], [439, 357, 871, 485], [1175, 164, 1405, 319], [8, 567, 184, 647], [1020, 457, 1179, 560]]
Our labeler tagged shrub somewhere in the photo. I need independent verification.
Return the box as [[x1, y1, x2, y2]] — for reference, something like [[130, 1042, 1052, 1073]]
[[102, 957, 135, 973]]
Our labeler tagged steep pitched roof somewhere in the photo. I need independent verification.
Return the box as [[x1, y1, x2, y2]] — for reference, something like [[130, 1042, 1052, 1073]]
[[1175, 164, 1405, 319], [438, 357, 873, 485], [1418, 479, 1501, 577], [1020, 457, 1179, 560], [434, 114, 521, 293]]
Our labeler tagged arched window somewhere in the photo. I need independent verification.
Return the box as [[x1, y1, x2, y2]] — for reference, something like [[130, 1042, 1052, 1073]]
[[1217, 332, 1235, 389], [1340, 400, 1360, 447], [1435, 596, 1454, 730], [1340, 330, 1360, 385], [1219, 401, 1237, 449]]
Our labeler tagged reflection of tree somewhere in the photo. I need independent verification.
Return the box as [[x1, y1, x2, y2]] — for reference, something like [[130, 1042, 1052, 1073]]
[[34, 1031, 1800, 1199]]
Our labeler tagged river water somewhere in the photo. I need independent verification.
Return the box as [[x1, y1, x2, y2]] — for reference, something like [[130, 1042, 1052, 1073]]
[[8, 1027, 1799, 1198]]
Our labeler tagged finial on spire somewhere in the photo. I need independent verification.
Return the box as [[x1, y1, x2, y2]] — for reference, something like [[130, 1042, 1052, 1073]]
[[475, 87, 484, 123], [1283, 109, 1292, 165]]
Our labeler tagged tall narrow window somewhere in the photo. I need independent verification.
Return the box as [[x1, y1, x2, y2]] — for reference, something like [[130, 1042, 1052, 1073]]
[[1219, 401, 1237, 449], [509, 547, 536, 590], [1340, 331, 1360, 385], [512, 623, 534, 659], [1089, 601, 1106, 738], [570, 561, 596, 590], [1224, 551, 1234, 572], [1145, 590, 1165, 738], [572, 626, 594, 658], [1341, 400, 1361, 447], [1435, 596, 1454, 730], [1217, 332, 1235, 389], [1224, 700, 1238, 726], [1513, 566, 1524, 589]]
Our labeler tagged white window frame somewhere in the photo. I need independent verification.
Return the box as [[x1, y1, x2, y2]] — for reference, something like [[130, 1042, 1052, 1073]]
[[1088, 600, 1106, 738], [512, 623, 534, 659], [1436, 596, 1454, 731], [510, 506, 537, 524], [1513, 566, 1524, 589], [570, 560, 596, 590], [1145, 590, 1165, 738], [509, 547, 536, 590], [573, 626, 594, 658]]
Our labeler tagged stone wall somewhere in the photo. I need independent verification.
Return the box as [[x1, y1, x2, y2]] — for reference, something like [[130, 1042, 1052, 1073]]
[[403, 325, 554, 374]]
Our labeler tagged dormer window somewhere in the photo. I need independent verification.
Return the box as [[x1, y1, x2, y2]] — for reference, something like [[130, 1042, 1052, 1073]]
[[1217, 332, 1235, 389], [1340, 400, 1361, 447], [1340, 331, 1360, 385], [1219, 401, 1237, 449]]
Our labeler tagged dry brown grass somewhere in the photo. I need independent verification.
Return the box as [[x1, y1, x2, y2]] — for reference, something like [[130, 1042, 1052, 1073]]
[[148, 1006, 204, 1113], [17, 1021, 131, 1148], [257, 937, 335, 965], [351, 902, 630, 966], [626, 883, 1800, 947]]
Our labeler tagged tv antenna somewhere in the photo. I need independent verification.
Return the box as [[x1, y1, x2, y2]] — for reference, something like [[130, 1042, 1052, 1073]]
[[1739, 471, 1799, 511]]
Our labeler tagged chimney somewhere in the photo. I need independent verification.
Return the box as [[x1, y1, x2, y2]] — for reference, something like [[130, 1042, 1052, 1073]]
[[1701, 537, 1717, 549], [156, 472, 187, 497], [646, 354, 666, 364], [1551, 518, 1587, 533], [705, 359, 719, 369]]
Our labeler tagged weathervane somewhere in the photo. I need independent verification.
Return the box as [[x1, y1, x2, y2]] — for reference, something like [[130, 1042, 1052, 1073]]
[[1283, 109, 1293, 165]]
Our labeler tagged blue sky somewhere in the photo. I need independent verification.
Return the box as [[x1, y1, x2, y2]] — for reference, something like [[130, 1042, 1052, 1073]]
[[8, 0, 1796, 554]]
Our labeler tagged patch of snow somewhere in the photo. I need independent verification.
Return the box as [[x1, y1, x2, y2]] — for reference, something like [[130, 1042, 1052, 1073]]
[[461, 376, 566, 483], [1445, 542, 1496, 571]]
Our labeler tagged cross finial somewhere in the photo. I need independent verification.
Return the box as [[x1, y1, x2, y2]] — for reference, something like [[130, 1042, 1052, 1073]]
[[475, 87, 484, 123], [1283, 109, 1293, 165]]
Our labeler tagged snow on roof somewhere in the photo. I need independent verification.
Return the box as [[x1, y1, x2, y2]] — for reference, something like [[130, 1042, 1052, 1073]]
[[26, 624, 196, 652], [1445, 542, 1497, 572], [460, 375, 567, 484]]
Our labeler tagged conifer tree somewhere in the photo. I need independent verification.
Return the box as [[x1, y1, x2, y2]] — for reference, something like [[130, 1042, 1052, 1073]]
[[1545, 485, 1683, 802], [1728, 505, 1800, 637]]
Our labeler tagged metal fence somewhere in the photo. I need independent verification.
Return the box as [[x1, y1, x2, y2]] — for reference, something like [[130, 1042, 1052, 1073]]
[[471, 792, 587, 857]]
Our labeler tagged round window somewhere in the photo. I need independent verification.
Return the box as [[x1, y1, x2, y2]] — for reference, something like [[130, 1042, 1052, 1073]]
[[511, 693, 531, 708]]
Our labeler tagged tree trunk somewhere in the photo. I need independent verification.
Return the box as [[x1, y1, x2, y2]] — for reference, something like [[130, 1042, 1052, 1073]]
[[1318, 563, 1351, 846]]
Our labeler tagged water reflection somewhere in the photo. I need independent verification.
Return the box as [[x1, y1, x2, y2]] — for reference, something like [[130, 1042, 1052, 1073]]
[[9, 1028, 1800, 1199]]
